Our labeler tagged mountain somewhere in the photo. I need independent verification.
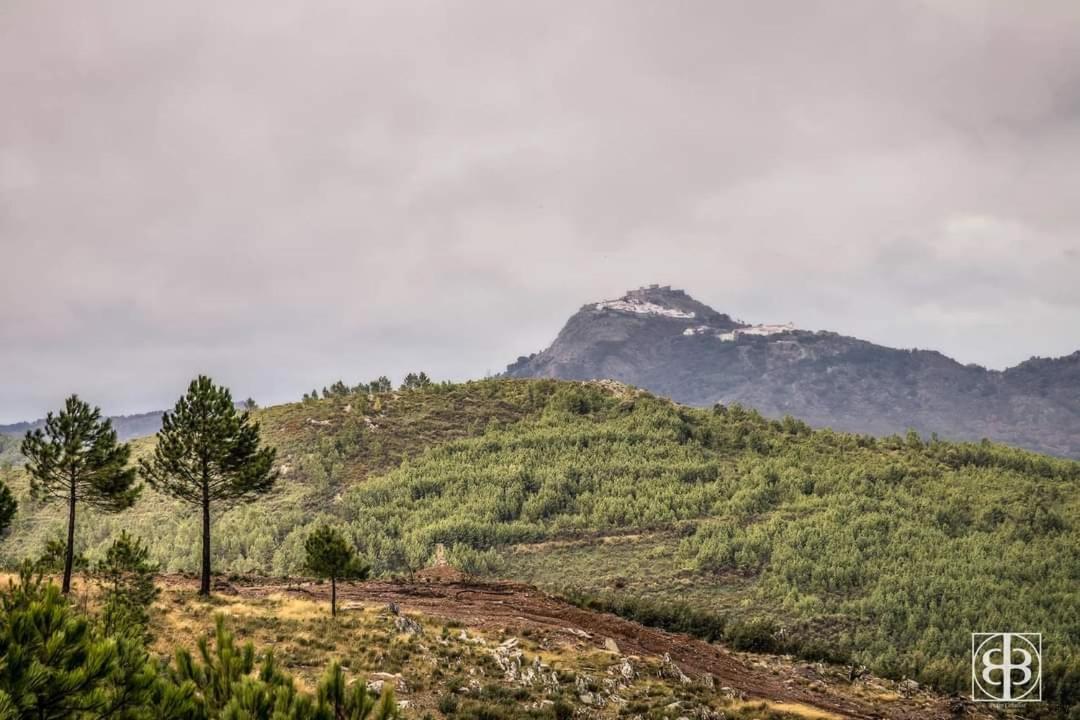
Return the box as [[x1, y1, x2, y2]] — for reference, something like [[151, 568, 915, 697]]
[[505, 284, 1080, 458], [0, 410, 164, 445]]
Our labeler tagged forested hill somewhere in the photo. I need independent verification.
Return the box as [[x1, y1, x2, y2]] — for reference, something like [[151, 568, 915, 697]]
[[1, 378, 1077, 707], [505, 285, 1080, 458]]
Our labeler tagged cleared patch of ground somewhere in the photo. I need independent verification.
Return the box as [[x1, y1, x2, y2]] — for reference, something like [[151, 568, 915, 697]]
[[153, 573, 983, 720]]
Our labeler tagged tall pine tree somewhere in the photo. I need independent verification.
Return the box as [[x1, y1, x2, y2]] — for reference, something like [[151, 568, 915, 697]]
[[20, 396, 139, 594], [139, 375, 276, 595]]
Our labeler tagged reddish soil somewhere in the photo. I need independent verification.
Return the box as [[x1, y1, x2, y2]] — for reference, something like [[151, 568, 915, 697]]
[[164, 573, 978, 720]]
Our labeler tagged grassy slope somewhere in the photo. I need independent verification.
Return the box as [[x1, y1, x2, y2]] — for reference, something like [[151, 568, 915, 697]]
[[147, 584, 894, 720], [0, 378, 1077, 706]]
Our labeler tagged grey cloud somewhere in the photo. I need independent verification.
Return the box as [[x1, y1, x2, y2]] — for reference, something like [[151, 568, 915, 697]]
[[2, 0, 1079, 421]]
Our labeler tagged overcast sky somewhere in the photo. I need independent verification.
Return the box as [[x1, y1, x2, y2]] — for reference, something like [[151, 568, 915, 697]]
[[2, 0, 1079, 422]]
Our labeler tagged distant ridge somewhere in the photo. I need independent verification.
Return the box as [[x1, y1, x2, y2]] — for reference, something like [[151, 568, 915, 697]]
[[506, 285, 1080, 458], [0, 410, 163, 443]]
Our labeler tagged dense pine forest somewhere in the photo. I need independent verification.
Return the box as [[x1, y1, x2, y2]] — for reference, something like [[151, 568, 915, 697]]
[[1, 378, 1078, 714]]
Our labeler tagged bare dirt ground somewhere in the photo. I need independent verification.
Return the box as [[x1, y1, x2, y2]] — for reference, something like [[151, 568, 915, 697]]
[[159, 572, 984, 720]]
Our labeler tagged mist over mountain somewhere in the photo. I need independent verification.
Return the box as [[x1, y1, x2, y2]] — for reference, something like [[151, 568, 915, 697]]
[[0, 410, 163, 445], [506, 285, 1080, 458]]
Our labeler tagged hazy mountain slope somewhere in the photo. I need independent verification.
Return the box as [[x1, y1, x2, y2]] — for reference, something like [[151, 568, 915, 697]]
[[505, 285, 1080, 458], [0, 434, 17, 465], [0, 410, 164, 444]]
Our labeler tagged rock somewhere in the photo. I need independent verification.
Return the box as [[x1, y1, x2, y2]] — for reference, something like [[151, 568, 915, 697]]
[[384, 602, 399, 616], [658, 653, 691, 685], [603, 637, 620, 654], [393, 615, 423, 635], [368, 672, 408, 693], [898, 678, 920, 697], [618, 658, 635, 684], [947, 694, 968, 716]]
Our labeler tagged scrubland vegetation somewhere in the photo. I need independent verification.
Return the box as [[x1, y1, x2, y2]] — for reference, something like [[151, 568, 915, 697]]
[[1, 377, 1077, 716]]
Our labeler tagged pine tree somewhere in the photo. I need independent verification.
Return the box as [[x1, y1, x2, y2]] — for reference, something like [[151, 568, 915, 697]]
[[169, 616, 397, 718], [93, 530, 160, 640], [305, 526, 369, 616], [0, 564, 193, 719], [139, 375, 277, 596], [0, 479, 15, 536], [20, 396, 139, 594]]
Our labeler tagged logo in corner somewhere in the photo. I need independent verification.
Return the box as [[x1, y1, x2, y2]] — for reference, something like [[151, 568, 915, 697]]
[[972, 632, 1041, 702]]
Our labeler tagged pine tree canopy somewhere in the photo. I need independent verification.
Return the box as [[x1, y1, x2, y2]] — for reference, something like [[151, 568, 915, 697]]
[[305, 526, 369, 581], [20, 395, 139, 512], [139, 375, 277, 506]]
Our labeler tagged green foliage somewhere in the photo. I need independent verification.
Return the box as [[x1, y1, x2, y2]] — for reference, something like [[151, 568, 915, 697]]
[[564, 591, 727, 643], [139, 376, 276, 595], [328, 390, 1078, 706], [169, 616, 397, 719], [94, 531, 160, 640], [0, 564, 188, 719], [0, 479, 14, 536], [20, 395, 139, 592], [305, 526, 368, 582], [140, 376, 277, 508], [444, 544, 503, 577], [20, 396, 139, 511], [35, 537, 87, 574], [304, 526, 369, 616], [399, 372, 432, 391]]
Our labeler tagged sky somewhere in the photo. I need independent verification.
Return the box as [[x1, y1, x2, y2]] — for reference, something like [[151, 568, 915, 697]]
[[2, 0, 1079, 422]]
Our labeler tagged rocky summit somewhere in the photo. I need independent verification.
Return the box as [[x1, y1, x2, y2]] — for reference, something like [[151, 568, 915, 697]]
[[505, 285, 1080, 458]]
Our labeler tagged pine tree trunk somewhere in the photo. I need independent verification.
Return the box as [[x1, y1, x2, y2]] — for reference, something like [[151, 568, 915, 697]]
[[200, 480, 211, 596], [62, 479, 76, 594], [331, 576, 337, 617]]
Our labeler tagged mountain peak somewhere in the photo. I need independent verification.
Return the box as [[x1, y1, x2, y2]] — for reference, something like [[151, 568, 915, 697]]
[[589, 285, 736, 326], [507, 286, 1080, 458]]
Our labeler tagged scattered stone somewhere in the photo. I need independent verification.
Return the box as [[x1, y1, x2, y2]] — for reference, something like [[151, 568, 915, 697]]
[[619, 658, 635, 684], [367, 672, 408, 693], [898, 679, 920, 697], [393, 614, 423, 636], [947, 694, 968, 716], [658, 653, 691, 684]]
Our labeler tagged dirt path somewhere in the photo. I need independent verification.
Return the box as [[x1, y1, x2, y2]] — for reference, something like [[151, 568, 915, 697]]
[[165, 574, 974, 720]]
